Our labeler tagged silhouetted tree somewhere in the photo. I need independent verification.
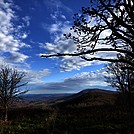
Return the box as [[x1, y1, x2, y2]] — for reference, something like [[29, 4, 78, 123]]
[[105, 54, 134, 105], [0, 65, 28, 121], [41, 0, 134, 70]]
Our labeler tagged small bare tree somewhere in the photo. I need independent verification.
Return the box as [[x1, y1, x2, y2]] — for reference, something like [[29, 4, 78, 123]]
[[0, 65, 28, 121], [105, 55, 134, 105]]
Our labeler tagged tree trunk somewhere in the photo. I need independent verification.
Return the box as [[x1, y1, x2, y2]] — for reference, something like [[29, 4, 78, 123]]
[[4, 105, 8, 122]]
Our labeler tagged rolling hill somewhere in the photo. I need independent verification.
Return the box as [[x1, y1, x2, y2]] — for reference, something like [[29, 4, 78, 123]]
[[10, 89, 116, 108], [50, 89, 116, 107]]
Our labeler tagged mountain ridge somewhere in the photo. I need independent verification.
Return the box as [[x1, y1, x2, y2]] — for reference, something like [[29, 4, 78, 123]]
[[50, 88, 116, 107], [11, 89, 116, 108]]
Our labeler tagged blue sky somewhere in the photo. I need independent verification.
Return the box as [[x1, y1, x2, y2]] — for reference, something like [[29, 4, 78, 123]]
[[0, 0, 114, 94]]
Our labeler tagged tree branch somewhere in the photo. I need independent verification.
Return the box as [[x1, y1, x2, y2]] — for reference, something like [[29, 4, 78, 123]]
[[41, 48, 134, 58]]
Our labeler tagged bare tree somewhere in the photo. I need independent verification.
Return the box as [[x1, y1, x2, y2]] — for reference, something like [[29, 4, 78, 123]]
[[0, 65, 28, 121], [41, 0, 134, 70], [105, 54, 134, 105]]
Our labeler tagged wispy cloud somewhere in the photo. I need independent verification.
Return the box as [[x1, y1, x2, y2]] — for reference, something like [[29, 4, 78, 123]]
[[22, 16, 31, 26], [0, 0, 30, 64], [44, 0, 72, 13]]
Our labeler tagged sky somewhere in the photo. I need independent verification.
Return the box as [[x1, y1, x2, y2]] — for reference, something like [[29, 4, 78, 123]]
[[0, 0, 115, 94]]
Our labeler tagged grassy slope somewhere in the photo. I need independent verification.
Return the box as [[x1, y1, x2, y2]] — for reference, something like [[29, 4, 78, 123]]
[[0, 89, 134, 134]]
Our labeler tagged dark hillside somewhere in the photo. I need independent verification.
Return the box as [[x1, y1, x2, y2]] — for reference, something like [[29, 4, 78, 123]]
[[53, 89, 116, 107], [1, 89, 134, 134]]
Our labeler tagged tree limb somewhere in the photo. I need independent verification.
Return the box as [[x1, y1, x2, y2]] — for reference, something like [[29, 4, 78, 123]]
[[41, 48, 134, 58]]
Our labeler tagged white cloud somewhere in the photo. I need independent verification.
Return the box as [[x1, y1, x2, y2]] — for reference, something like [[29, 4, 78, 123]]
[[50, 11, 66, 21], [60, 57, 95, 71], [0, 0, 30, 64], [24, 68, 51, 84], [5, 52, 29, 63], [50, 23, 61, 33], [22, 16, 31, 26], [61, 14, 66, 20], [29, 68, 114, 94], [21, 33, 28, 39]]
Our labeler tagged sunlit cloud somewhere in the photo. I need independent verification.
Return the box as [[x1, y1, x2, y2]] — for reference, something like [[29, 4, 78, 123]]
[[29, 68, 114, 94], [5, 52, 29, 63], [24, 69, 51, 84], [0, 0, 30, 64]]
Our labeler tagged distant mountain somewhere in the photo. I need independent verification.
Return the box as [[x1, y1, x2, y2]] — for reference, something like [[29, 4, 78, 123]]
[[11, 94, 71, 108], [51, 89, 116, 107], [22, 94, 71, 102], [11, 89, 116, 108]]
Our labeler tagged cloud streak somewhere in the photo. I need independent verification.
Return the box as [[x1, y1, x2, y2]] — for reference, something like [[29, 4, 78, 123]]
[[44, 0, 72, 13], [29, 68, 114, 94]]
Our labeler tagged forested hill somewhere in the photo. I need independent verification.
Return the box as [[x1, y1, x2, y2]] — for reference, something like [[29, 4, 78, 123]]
[[50, 89, 116, 107]]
